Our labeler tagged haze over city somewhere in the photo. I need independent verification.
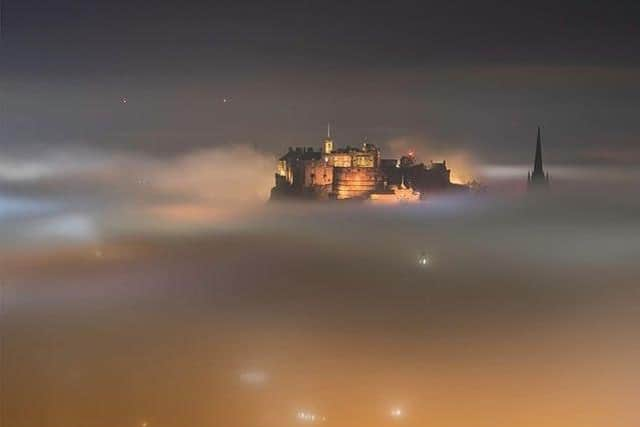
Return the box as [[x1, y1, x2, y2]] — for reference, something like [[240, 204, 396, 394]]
[[2, 1, 640, 427]]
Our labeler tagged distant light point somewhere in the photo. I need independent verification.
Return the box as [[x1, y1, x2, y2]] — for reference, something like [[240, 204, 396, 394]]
[[296, 410, 325, 423], [121, 97, 128, 104], [418, 252, 430, 267], [390, 407, 404, 419]]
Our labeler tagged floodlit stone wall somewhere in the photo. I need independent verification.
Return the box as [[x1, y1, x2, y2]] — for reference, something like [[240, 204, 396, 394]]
[[333, 167, 382, 199], [303, 160, 333, 187]]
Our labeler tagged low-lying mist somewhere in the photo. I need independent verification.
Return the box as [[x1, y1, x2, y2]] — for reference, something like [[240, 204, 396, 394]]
[[4, 138, 640, 249], [4, 141, 640, 427], [0, 144, 275, 246], [3, 188, 640, 427]]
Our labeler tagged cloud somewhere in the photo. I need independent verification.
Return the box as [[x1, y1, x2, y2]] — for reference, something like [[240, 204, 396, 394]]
[[26, 214, 97, 242], [579, 146, 640, 165], [136, 145, 275, 227], [0, 149, 117, 182], [150, 145, 275, 206], [481, 164, 640, 183], [0, 145, 276, 244]]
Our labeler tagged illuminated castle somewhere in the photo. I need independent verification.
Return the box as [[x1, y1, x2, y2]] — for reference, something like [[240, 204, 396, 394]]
[[271, 126, 467, 201]]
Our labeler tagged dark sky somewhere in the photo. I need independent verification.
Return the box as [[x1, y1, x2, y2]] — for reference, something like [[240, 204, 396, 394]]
[[3, 0, 640, 164]]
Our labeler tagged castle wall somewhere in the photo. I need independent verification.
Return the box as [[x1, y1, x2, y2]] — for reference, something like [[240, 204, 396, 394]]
[[369, 187, 420, 204], [328, 153, 352, 167], [406, 163, 451, 193], [271, 139, 465, 201], [304, 160, 333, 187], [352, 153, 375, 167], [333, 167, 382, 199]]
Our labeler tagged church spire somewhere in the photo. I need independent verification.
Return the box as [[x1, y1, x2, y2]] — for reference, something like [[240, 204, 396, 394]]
[[528, 126, 550, 189], [533, 126, 544, 176]]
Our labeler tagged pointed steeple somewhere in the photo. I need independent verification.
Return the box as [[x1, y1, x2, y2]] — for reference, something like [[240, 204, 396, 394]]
[[322, 123, 334, 154], [533, 126, 544, 176], [528, 126, 550, 189]]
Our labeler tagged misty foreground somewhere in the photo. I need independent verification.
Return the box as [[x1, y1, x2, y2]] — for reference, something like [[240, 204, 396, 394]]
[[2, 193, 640, 427]]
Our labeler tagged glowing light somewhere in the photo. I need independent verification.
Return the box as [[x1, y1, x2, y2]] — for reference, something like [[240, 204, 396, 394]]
[[239, 370, 268, 385], [390, 407, 404, 418], [418, 253, 430, 266], [121, 97, 128, 104], [296, 411, 325, 423]]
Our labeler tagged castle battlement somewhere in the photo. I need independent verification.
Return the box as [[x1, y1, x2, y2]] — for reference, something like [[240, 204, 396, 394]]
[[271, 128, 468, 202]]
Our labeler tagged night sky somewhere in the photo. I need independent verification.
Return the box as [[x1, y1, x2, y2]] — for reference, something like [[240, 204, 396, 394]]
[[4, 1, 640, 164]]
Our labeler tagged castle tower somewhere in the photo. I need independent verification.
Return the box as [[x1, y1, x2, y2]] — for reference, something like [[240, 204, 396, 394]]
[[322, 123, 333, 154], [528, 127, 550, 189]]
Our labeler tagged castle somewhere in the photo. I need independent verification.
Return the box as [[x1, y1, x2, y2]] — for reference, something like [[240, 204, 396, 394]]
[[271, 126, 468, 202]]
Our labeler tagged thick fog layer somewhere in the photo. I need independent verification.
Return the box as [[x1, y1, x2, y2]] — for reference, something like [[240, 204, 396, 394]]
[[3, 186, 640, 427]]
